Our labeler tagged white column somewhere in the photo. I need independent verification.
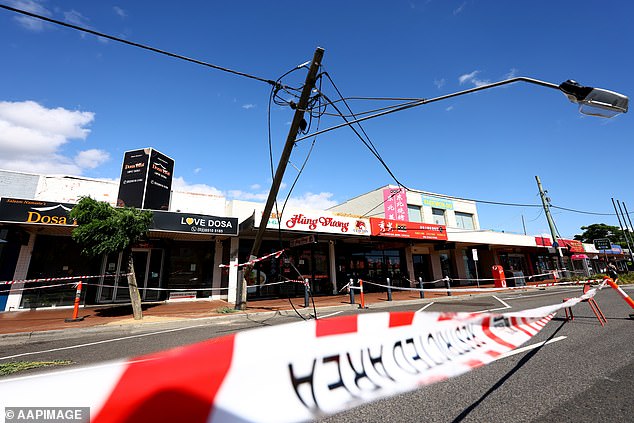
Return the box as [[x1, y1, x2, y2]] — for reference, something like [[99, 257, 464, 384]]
[[430, 253, 443, 281], [454, 248, 467, 284], [5, 232, 36, 311], [211, 239, 223, 300], [328, 240, 337, 294], [227, 237, 240, 304]]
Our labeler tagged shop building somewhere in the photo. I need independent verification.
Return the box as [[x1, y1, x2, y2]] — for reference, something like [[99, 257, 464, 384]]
[[0, 169, 238, 311], [1, 170, 623, 311]]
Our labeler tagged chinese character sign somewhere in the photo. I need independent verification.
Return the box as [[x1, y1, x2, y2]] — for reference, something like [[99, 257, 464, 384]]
[[383, 187, 409, 221]]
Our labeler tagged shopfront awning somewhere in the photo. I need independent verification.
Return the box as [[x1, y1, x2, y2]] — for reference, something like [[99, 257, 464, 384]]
[[571, 254, 589, 260]]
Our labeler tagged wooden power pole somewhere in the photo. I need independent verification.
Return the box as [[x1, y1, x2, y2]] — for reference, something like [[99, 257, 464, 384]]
[[235, 47, 325, 310]]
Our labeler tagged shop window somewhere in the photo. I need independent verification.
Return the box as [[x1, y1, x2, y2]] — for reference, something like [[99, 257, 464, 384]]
[[407, 205, 422, 223], [455, 212, 474, 230], [432, 208, 446, 225], [439, 252, 456, 279], [461, 250, 477, 281], [167, 241, 213, 297], [348, 249, 406, 288], [21, 235, 99, 308]]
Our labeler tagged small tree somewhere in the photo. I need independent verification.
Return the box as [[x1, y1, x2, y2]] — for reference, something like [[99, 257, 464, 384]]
[[574, 223, 628, 245], [69, 197, 153, 320]]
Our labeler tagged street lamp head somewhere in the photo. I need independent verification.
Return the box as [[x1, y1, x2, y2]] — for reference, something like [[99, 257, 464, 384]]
[[559, 80, 628, 118]]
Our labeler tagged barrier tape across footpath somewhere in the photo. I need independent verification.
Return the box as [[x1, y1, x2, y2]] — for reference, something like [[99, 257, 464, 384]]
[[0, 279, 611, 422], [0, 273, 133, 285]]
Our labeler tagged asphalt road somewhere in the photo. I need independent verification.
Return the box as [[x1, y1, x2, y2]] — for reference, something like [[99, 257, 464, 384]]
[[1, 285, 633, 422]]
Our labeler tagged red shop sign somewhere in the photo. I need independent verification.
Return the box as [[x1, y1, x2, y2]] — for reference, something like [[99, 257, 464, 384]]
[[370, 218, 447, 240]]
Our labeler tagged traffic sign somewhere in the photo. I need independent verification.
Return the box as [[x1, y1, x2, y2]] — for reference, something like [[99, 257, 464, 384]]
[[593, 238, 612, 250]]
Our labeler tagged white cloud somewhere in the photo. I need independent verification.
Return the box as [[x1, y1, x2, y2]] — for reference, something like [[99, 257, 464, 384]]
[[171, 177, 224, 196], [505, 68, 519, 79], [227, 189, 268, 201], [63, 9, 89, 27], [113, 6, 127, 18], [250, 183, 261, 190], [445, 106, 454, 112], [459, 71, 478, 84], [62, 9, 108, 43], [193, 167, 202, 174], [75, 149, 109, 169], [458, 70, 490, 87], [434, 78, 446, 89], [0, 100, 106, 174], [8, 0, 52, 31], [242, 104, 256, 110], [285, 192, 337, 210], [453, 1, 467, 15]]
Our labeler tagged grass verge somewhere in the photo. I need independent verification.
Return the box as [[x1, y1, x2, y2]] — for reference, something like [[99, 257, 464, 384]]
[[0, 360, 73, 376]]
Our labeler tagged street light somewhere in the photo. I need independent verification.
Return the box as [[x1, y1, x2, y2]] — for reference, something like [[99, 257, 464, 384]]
[[294, 77, 629, 143], [244, 71, 628, 309], [559, 79, 629, 118]]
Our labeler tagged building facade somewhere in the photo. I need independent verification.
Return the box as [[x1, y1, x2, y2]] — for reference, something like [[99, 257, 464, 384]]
[[0, 172, 625, 311]]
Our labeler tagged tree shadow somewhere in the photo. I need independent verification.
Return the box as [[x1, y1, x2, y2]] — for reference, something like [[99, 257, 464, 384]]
[[451, 321, 566, 423]]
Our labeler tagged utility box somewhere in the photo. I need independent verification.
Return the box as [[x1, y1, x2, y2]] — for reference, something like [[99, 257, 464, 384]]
[[492, 265, 507, 288], [506, 270, 526, 287]]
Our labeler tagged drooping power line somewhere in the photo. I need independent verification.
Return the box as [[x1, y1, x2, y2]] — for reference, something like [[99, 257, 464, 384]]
[[0, 3, 279, 87]]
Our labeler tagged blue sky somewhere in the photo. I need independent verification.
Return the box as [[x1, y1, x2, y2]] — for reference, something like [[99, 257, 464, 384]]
[[0, 1, 632, 240]]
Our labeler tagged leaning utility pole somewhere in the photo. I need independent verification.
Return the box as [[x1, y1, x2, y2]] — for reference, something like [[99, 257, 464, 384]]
[[235, 47, 325, 310], [535, 176, 566, 276]]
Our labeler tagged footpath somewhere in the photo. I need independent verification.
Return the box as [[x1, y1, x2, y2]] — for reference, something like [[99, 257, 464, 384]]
[[0, 284, 506, 336]]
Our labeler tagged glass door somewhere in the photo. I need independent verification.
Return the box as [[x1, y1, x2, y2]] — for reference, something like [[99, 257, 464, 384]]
[[97, 249, 164, 303], [141, 249, 163, 301]]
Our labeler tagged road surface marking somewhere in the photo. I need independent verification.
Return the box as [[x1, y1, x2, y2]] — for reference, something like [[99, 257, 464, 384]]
[[0, 324, 208, 361], [473, 295, 512, 313], [417, 302, 434, 312], [502, 289, 575, 300], [319, 311, 343, 319], [500, 335, 567, 359]]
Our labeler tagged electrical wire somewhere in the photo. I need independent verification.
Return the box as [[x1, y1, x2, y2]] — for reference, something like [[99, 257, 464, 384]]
[[527, 208, 543, 222], [550, 204, 616, 216], [406, 187, 543, 208], [312, 74, 408, 190], [0, 3, 281, 88], [309, 98, 425, 119], [320, 72, 384, 161]]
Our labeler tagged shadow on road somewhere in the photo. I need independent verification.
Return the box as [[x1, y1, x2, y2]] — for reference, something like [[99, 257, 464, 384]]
[[451, 321, 566, 423]]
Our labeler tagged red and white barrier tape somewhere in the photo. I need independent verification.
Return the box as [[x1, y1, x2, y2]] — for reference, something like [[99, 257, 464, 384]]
[[0, 282, 605, 422], [364, 279, 595, 293], [0, 273, 132, 285], [219, 249, 285, 268]]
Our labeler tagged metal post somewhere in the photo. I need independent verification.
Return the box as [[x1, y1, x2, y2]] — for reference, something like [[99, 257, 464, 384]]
[[237, 47, 325, 310], [444, 276, 452, 296], [386, 277, 392, 301], [418, 277, 425, 299], [349, 278, 355, 305], [304, 279, 309, 308]]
